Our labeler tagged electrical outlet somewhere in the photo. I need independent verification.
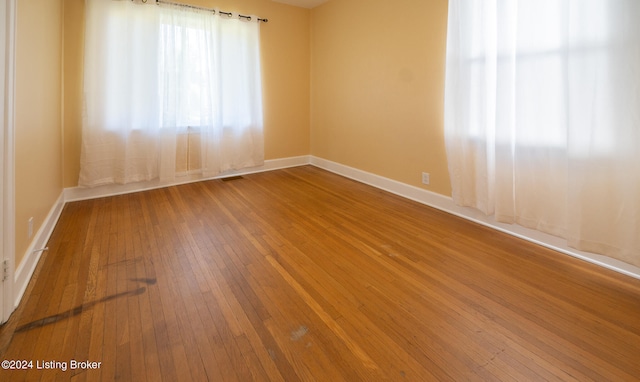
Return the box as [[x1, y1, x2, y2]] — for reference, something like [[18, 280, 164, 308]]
[[28, 217, 33, 239], [422, 172, 430, 185]]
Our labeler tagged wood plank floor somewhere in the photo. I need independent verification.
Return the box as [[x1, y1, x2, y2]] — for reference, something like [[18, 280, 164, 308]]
[[1, 165, 639, 381]]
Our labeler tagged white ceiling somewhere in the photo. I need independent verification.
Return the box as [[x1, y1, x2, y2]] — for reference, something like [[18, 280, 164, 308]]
[[271, 0, 330, 9]]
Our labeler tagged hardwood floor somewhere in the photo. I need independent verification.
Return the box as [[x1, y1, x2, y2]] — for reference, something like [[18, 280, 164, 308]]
[[1, 165, 639, 381]]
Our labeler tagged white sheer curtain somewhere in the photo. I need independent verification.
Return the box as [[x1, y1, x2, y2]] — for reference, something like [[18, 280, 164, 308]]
[[444, 0, 640, 267], [80, 0, 264, 186]]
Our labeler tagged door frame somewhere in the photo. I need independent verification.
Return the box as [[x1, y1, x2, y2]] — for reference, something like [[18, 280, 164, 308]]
[[1, 0, 16, 325]]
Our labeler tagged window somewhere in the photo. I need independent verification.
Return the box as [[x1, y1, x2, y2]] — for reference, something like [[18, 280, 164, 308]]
[[80, 0, 264, 186], [444, 0, 640, 267], [453, 0, 615, 153]]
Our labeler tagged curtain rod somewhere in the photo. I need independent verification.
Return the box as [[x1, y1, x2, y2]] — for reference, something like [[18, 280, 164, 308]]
[[138, 0, 269, 23]]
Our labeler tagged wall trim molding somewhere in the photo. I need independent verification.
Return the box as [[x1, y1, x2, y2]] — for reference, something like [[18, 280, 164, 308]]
[[14, 191, 65, 308], [13, 156, 310, 309], [64, 156, 311, 202], [2, 0, 17, 324], [14, 153, 639, 312], [309, 156, 640, 280]]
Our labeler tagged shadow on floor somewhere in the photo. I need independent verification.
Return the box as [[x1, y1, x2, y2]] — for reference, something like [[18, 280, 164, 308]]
[[15, 277, 157, 333]]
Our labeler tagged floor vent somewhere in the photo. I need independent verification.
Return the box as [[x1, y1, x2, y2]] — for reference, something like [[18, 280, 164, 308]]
[[221, 175, 244, 182]]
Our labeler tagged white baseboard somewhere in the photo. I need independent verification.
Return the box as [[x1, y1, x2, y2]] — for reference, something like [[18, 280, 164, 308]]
[[13, 153, 638, 313], [309, 156, 640, 281], [12, 156, 310, 309], [64, 155, 311, 202], [14, 191, 66, 308]]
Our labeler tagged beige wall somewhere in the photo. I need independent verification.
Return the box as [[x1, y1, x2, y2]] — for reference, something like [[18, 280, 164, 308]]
[[15, 0, 64, 265], [310, 0, 451, 195], [63, 0, 311, 187], [65, 0, 450, 194], [38, 0, 451, 266]]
